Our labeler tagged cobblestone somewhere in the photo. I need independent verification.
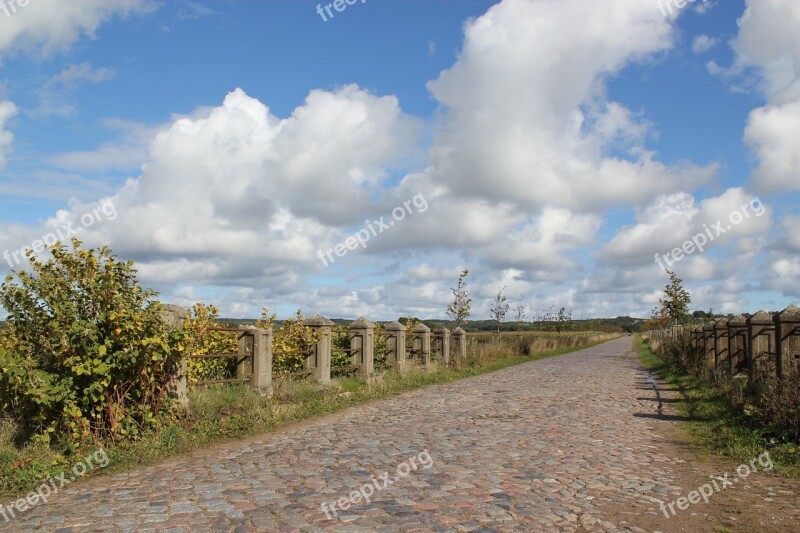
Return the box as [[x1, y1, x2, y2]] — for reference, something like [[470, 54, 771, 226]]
[[0, 338, 721, 531]]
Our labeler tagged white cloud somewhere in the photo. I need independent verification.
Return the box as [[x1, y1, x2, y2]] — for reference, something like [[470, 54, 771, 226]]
[[31, 87, 419, 290], [0, 100, 16, 169], [599, 188, 771, 268], [45, 62, 115, 88], [692, 34, 718, 54], [35, 62, 117, 117], [725, 0, 800, 192], [426, 0, 715, 212], [0, 0, 155, 58], [745, 100, 800, 191], [49, 119, 164, 173]]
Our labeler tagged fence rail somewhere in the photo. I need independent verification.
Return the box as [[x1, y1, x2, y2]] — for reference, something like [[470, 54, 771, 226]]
[[159, 308, 468, 406], [644, 304, 800, 381]]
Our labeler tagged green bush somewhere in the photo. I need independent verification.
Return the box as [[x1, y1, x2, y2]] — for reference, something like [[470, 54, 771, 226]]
[[651, 335, 800, 443], [257, 309, 318, 375], [0, 239, 180, 448], [178, 303, 239, 383]]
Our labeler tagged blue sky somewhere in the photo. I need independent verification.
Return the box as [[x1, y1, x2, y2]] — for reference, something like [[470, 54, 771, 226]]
[[0, 0, 798, 321]]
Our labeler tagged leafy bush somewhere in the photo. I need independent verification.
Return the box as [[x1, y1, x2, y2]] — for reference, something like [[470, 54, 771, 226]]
[[178, 303, 238, 383], [332, 326, 351, 370], [0, 239, 180, 448], [653, 333, 704, 376], [257, 309, 318, 375], [651, 334, 800, 443], [749, 357, 800, 441]]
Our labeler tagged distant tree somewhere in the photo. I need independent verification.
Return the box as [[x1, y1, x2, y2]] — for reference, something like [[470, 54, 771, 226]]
[[542, 305, 556, 331], [555, 307, 572, 333], [659, 270, 691, 325], [513, 294, 528, 323], [489, 285, 509, 338], [446, 269, 472, 327]]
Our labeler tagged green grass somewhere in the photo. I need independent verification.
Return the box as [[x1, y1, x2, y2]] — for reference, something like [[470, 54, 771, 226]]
[[1, 333, 618, 497], [634, 335, 800, 478]]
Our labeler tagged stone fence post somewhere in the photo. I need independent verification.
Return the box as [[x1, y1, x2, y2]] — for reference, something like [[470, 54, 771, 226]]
[[774, 305, 800, 380], [702, 324, 715, 376], [303, 314, 333, 384], [161, 304, 189, 410], [713, 318, 729, 374], [452, 327, 467, 365], [411, 323, 431, 369], [435, 328, 450, 366], [385, 321, 406, 372], [747, 311, 775, 381], [727, 316, 747, 376], [350, 317, 375, 380], [237, 328, 273, 396]]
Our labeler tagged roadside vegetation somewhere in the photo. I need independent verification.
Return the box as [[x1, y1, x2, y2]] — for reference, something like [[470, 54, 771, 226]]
[[0, 239, 619, 496], [636, 335, 800, 478], [637, 270, 799, 477]]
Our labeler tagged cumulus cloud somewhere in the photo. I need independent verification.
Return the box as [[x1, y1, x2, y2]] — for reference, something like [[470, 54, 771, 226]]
[[599, 188, 771, 269], [726, 0, 800, 192], [426, 0, 715, 212], [745, 100, 800, 191], [0, 0, 155, 58]]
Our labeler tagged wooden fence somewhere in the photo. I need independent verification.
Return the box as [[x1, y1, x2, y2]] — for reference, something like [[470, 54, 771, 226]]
[[644, 304, 800, 381]]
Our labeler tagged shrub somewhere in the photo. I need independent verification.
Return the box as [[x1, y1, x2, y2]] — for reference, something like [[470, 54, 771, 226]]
[[178, 303, 239, 383], [0, 239, 180, 448], [257, 309, 318, 375], [651, 334, 800, 443]]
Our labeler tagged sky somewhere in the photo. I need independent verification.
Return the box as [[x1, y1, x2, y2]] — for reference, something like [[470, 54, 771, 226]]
[[0, 0, 798, 321]]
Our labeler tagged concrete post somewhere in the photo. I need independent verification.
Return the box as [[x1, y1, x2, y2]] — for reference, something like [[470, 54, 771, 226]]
[[713, 318, 729, 375], [774, 305, 800, 380], [160, 304, 189, 410], [746, 311, 774, 382], [435, 328, 451, 366], [384, 321, 406, 372], [412, 323, 431, 369], [702, 324, 715, 376], [727, 315, 747, 376], [251, 328, 273, 396], [303, 314, 333, 384], [349, 316, 375, 380], [452, 327, 467, 365]]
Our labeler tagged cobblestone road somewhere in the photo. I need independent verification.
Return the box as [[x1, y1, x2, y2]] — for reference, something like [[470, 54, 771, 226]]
[[0, 337, 776, 532]]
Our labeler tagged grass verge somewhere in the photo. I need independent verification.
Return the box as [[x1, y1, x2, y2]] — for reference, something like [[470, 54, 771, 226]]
[[634, 335, 800, 478], [1, 334, 619, 497]]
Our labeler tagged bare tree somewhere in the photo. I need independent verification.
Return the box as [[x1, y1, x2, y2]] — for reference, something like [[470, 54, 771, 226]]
[[490, 285, 509, 339], [446, 268, 472, 327], [513, 294, 528, 324]]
